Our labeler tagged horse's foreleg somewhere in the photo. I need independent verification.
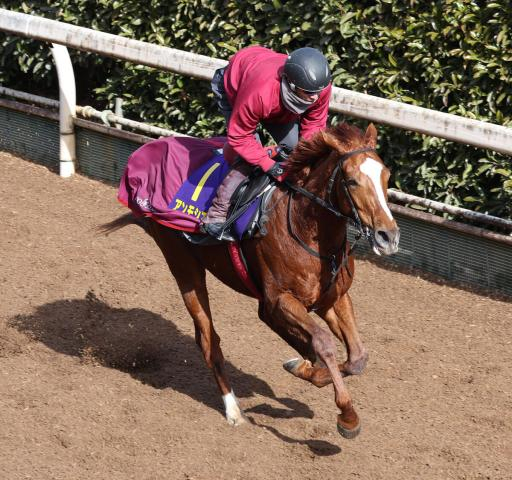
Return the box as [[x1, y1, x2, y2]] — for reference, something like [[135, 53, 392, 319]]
[[149, 224, 245, 426], [258, 302, 317, 363], [281, 293, 368, 388], [319, 293, 369, 376], [271, 293, 360, 439], [259, 303, 333, 387]]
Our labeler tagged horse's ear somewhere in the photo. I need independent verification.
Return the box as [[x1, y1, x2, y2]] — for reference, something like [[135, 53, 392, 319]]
[[364, 123, 378, 148]]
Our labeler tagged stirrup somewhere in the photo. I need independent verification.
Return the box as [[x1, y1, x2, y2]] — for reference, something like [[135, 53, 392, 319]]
[[201, 222, 236, 242]]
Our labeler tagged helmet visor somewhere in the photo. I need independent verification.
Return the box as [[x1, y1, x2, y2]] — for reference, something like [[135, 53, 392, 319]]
[[286, 77, 323, 96]]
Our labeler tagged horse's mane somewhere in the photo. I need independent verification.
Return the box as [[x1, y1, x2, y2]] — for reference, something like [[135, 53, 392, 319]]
[[286, 123, 368, 183]]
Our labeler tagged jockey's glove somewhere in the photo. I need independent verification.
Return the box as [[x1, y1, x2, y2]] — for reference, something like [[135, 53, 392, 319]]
[[265, 144, 291, 162], [276, 144, 291, 161], [266, 161, 286, 180]]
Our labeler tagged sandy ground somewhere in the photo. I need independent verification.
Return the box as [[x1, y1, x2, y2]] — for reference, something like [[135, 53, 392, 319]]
[[0, 150, 511, 480]]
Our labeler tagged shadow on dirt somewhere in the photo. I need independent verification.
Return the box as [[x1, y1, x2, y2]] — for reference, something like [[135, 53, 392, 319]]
[[8, 291, 341, 454], [248, 418, 341, 455], [8, 292, 286, 407]]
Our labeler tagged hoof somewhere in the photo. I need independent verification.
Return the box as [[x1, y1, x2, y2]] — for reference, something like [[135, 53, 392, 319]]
[[337, 413, 361, 439], [344, 351, 369, 376], [223, 391, 245, 426], [226, 411, 247, 427], [283, 357, 302, 374]]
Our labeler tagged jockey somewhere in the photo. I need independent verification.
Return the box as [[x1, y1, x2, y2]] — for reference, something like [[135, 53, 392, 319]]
[[201, 45, 332, 241]]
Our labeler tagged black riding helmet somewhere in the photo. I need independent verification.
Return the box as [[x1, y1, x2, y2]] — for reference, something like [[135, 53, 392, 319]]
[[283, 47, 331, 93]]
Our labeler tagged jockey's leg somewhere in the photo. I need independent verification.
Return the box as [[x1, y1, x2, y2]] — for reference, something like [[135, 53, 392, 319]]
[[263, 121, 299, 153], [201, 161, 252, 240], [269, 292, 360, 438], [211, 67, 232, 128], [148, 221, 245, 426]]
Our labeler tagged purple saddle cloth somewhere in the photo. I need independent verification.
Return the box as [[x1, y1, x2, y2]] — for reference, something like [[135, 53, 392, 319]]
[[118, 136, 269, 239], [118, 136, 231, 232]]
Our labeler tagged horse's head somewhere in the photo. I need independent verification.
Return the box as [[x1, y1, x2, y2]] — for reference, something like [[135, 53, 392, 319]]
[[288, 123, 400, 256], [333, 124, 399, 255]]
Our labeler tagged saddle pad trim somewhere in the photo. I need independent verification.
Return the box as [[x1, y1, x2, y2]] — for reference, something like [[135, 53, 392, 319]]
[[117, 198, 198, 232]]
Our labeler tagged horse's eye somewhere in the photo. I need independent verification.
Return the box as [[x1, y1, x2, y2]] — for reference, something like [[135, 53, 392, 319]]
[[346, 178, 358, 188]]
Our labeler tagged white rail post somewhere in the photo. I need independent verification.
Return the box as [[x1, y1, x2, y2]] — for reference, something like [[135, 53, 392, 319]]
[[50, 43, 76, 177], [114, 97, 123, 130]]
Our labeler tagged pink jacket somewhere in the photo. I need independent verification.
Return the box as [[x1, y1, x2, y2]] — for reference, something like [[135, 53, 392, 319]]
[[223, 46, 331, 171]]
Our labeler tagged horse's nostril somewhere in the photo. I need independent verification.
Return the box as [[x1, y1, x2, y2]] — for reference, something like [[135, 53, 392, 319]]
[[376, 230, 389, 244]]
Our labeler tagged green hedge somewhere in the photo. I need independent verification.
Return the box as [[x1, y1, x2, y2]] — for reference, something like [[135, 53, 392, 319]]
[[1, 0, 511, 219]]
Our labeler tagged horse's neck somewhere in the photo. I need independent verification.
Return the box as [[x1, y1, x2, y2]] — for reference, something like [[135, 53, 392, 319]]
[[286, 163, 348, 248]]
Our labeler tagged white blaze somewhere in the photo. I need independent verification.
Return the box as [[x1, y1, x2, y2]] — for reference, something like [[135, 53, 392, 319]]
[[360, 158, 394, 220]]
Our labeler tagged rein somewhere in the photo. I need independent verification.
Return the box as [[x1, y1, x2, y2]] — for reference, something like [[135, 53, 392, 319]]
[[284, 147, 375, 307]]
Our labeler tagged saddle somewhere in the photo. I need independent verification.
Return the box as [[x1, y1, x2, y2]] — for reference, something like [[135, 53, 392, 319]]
[[183, 170, 276, 245], [227, 169, 274, 237]]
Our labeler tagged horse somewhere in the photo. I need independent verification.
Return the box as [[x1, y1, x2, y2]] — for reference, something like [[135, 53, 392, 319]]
[[101, 122, 400, 439]]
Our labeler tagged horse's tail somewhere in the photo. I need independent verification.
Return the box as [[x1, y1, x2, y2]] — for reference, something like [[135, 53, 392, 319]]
[[95, 213, 149, 236]]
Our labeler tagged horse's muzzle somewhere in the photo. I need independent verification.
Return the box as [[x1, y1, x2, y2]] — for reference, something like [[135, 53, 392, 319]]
[[372, 227, 400, 256]]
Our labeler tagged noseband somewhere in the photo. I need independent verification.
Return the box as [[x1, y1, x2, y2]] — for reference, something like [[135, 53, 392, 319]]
[[284, 147, 376, 307]]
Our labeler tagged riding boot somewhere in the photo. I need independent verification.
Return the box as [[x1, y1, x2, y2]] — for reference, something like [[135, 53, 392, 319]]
[[201, 161, 252, 241]]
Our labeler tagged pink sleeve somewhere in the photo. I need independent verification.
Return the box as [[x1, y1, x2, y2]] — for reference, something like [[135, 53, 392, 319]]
[[226, 90, 276, 172], [299, 84, 332, 140]]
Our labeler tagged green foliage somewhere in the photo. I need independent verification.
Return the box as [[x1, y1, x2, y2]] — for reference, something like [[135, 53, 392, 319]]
[[1, 0, 511, 218]]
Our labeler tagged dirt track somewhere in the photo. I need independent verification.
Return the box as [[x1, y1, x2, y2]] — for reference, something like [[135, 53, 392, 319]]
[[0, 150, 511, 480]]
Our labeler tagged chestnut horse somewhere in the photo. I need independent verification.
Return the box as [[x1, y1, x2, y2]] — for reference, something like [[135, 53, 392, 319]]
[[102, 122, 400, 439]]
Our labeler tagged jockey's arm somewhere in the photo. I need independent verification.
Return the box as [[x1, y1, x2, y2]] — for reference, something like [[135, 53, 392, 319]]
[[226, 92, 276, 172]]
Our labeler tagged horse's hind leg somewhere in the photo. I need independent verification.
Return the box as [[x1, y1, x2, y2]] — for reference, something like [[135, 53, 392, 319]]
[[149, 224, 245, 426], [182, 274, 245, 426]]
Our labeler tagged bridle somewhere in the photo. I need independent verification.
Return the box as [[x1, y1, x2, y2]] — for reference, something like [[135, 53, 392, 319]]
[[284, 147, 376, 306], [285, 147, 376, 238]]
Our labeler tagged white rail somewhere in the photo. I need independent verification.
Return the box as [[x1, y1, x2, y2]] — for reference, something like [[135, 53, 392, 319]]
[[1, 9, 512, 155], [0, 9, 225, 80]]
